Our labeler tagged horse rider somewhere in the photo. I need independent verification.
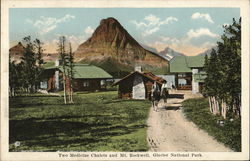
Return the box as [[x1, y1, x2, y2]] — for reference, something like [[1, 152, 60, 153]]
[[151, 81, 161, 111], [161, 80, 169, 103]]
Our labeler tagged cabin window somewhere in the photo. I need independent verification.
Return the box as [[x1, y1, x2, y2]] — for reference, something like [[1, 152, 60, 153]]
[[40, 81, 48, 89], [178, 74, 186, 77], [83, 81, 89, 87], [101, 80, 106, 86]]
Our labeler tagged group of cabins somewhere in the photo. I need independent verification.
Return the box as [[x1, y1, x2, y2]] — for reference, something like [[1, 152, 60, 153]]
[[40, 55, 206, 99]]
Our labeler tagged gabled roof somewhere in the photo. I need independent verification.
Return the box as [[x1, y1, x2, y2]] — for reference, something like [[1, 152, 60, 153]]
[[72, 64, 112, 79], [170, 55, 205, 73], [113, 71, 164, 86], [186, 56, 205, 68], [170, 56, 191, 73], [43, 63, 112, 79]]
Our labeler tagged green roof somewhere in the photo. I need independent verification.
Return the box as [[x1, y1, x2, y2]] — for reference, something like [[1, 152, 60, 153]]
[[170, 56, 205, 73], [70, 64, 113, 79], [186, 56, 205, 68], [43, 62, 55, 69], [170, 56, 192, 73], [43, 63, 113, 79]]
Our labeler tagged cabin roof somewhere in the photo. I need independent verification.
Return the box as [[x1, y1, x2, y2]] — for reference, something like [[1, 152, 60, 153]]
[[43, 62, 113, 79], [170, 55, 205, 73], [113, 71, 165, 86]]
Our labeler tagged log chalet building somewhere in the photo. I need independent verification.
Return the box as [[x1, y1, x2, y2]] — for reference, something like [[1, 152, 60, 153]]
[[40, 61, 113, 92], [170, 55, 206, 94]]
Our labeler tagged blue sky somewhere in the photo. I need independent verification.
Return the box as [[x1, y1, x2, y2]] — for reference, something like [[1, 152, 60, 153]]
[[10, 8, 240, 55]]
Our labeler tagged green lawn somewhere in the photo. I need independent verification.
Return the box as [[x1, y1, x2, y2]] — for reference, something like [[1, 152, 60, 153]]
[[182, 98, 241, 152], [9, 91, 151, 152]]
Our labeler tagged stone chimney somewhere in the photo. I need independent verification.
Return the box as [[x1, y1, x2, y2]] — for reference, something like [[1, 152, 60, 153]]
[[135, 66, 142, 72], [55, 60, 60, 90], [55, 59, 59, 66]]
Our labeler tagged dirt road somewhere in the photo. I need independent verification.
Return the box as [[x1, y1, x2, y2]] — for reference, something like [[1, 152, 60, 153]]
[[147, 90, 232, 152]]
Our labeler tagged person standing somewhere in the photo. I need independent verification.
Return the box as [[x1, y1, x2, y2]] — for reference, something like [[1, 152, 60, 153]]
[[161, 80, 169, 103]]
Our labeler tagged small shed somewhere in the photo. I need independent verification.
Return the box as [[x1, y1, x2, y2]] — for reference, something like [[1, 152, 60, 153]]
[[113, 71, 165, 100]]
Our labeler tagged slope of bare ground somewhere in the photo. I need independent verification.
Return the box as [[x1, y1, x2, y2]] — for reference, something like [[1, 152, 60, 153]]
[[147, 90, 232, 152]]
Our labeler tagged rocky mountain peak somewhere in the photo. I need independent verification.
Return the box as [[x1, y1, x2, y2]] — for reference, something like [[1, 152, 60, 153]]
[[78, 17, 142, 50], [73, 17, 169, 76]]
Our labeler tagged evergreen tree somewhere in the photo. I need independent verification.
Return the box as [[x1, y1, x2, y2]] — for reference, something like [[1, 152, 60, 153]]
[[68, 43, 75, 103], [217, 18, 241, 117], [21, 36, 37, 92], [9, 58, 19, 96], [34, 38, 45, 89], [58, 36, 68, 104], [203, 18, 241, 118]]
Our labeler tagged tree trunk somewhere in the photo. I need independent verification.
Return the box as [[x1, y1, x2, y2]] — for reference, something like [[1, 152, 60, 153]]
[[215, 98, 220, 115], [70, 85, 74, 103], [212, 96, 216, 115], [63, 75, 67, 104], [208, 96, 213, 113], [221, 100, 227, 119]]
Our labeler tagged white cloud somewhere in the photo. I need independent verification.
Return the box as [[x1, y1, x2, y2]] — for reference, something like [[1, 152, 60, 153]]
[[130, 20, 147, 28], [131, 14, 178, 36], [132, 14, 178, 28], [144, 14, 160, 26], [191, 12, 214, 23], [161, 36, 180, 44], [186, 28, 219, 39], [26, 14, 75, 35], [84, 26, 94, 35], [43, 34, 86, 53], [143, 27, 160, 36], [159, 17, 178, 26]]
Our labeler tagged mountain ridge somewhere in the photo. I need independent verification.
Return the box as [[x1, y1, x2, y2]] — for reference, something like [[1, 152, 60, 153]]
[[74, 17, 169, 75]]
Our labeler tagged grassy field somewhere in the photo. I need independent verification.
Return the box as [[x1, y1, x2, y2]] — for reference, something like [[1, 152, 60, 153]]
[[9, 91, 151, 152], [182, 98, 241, 152]]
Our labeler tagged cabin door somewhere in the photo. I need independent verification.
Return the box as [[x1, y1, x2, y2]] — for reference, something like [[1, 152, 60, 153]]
[[132, 75, 146, 99]]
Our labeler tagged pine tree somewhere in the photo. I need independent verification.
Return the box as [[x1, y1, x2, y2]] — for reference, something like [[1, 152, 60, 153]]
[[203, 18, 241, 118], [68, 43, 75, 103], [217, 18, 241, 117], [9, 58, 19, 96], [21, 36, 37, 93], [33, 38, 45, 90], [58, 36, 68, 104]]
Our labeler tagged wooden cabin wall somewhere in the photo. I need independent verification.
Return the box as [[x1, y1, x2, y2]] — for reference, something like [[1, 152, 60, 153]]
[[73, 79, 101, 91], [118, 76, 133, 99], [117, 73, 163, 100], [143, 78, 153, 99]]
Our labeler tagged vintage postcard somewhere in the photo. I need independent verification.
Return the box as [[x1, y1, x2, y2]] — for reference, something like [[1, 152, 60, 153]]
[[1, 0, 249, 160]]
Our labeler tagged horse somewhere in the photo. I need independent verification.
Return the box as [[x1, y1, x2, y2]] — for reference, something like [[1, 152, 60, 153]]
[[151, 81, 161, 111]]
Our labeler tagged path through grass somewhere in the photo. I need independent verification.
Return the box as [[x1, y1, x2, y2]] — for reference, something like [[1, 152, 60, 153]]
[[9, 91, 151, 151]]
